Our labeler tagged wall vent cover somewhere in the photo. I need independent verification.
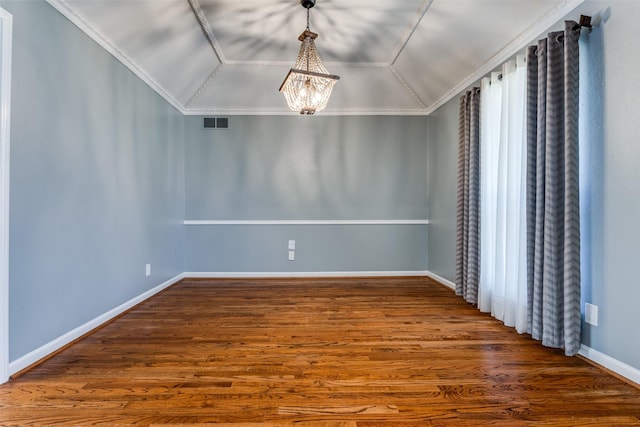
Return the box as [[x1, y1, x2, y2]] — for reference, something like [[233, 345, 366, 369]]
[[203, 117, 216, 128], [203, 117, 229, 129]]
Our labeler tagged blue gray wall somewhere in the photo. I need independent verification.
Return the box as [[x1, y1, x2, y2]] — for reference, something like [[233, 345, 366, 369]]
[[7, 0, 639, 380], [5, 1, 185, 361], [425, 0, 640, 373], [574, 0, 640, 372], [425, 97, 459, 283], [184, 115, 429, 273]]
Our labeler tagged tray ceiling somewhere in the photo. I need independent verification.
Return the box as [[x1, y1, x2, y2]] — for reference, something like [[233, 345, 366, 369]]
[[48, 0, 585, 115]]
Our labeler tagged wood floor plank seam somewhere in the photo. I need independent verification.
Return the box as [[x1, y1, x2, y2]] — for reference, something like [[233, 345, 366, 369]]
[[1, 277, 639, 425]]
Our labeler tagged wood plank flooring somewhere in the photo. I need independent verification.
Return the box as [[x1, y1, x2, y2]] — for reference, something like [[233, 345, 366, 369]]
[[1, 277, 639, 426]]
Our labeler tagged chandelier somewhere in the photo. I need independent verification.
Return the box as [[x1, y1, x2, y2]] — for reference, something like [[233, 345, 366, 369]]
[[279, 0, 339, 115]]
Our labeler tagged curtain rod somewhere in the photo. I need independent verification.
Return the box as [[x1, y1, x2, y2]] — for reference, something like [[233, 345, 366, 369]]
[[575, 15, 592, 33], [485, 14, 593, 84]]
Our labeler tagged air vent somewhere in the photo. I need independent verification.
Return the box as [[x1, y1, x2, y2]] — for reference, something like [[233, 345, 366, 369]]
[[203, 117, 229, 129]]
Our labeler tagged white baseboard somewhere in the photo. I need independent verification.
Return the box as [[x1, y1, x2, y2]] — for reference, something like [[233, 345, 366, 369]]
[[425, 271, 456, 290], [579, 344, 640, 387], [6, 270, 430, 378], [184, 271, 430, 279], [423, 278, 640, 387], [8, 273, 185, 376], [15, 271, 638, 390]]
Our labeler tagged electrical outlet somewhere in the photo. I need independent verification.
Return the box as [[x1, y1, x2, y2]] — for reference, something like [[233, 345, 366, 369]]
[[288, 251, 295, 261], [145, 263, 151, 277], [585, 303, 598, 326]]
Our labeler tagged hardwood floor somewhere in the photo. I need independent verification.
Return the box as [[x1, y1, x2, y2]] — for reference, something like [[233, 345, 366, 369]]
[[1, 277, 639, 426]]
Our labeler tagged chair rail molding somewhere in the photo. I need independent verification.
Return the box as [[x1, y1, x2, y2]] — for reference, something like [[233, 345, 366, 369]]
[[184, 219, 430, 225]]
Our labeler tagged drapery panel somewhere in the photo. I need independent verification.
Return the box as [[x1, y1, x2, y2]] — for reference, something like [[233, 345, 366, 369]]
[[456, 88, 481, 304], [479, 56, 528, 333], [526, 21, 582, 356]]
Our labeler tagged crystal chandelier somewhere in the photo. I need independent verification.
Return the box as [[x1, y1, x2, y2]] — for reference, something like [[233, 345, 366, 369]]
[[279, 0, 339, 115]]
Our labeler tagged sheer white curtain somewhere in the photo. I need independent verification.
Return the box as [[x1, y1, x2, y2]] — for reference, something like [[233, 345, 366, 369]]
[[479, 55, 528, 333]]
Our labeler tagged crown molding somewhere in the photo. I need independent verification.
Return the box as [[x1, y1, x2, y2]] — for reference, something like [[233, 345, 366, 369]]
[[389, 65, 427, 110], [425, 0, 586, 115], [187, 0, 225, 64], [182, 108, 429, 116], [46, 0, 186, 114], [389, 0, 434, 66], [48, 0, 586, 117], [46, 0, 430, 116], [184, 65, 222, 108]]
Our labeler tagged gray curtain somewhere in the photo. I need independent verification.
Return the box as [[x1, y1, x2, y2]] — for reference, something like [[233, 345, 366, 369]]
[[456, 88, 481, 304], [526, 21, 581, 356]]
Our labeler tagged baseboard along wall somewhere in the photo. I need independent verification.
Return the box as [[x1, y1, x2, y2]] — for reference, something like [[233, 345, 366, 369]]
[[7, 270, 639, 389], [8, 273, 185, 377]]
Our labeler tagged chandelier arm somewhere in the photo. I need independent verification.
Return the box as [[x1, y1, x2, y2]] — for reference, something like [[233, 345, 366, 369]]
[[288, 68, 340, 81]]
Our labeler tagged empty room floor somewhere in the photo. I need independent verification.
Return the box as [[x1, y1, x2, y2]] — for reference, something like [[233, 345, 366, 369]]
[[1, 277, 639, 426]]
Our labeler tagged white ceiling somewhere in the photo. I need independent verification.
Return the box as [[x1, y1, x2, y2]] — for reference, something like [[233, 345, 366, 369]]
[[47, 0, 585, 115]]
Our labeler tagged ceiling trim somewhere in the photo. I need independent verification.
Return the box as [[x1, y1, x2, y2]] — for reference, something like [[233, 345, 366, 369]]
[[224, 60, 391, 68], [185, 65, 222, 108], [46, 0, 186, 114], [389, 0, 434, 66], [183, 108, 429, 117], [47, 0, 586, 117], [187, 0, 225, 64], [389, 66, 427, 110], [424, 0, 587, 115], [46, 0, 429, 116]]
